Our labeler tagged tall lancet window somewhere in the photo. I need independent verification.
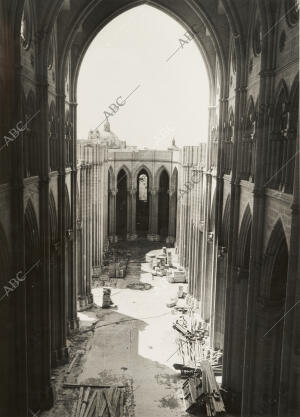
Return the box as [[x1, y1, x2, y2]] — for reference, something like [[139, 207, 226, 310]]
[[138, 173, 148, 201]]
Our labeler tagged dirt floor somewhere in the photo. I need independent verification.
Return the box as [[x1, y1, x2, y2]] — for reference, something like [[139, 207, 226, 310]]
[[41, 240, 192, 417]]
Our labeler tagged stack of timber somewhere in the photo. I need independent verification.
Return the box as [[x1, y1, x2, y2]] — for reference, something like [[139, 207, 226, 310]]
[[176, 336, 223, 375], [199, 361, 226, 416], [173, 316, 222, 375], [70, 385, 125, 417], [182, 376, 204, 414], [181, 361, 225, 416]]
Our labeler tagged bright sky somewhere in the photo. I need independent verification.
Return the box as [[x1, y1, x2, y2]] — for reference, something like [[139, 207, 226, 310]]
[[77, 5, 209, 149]]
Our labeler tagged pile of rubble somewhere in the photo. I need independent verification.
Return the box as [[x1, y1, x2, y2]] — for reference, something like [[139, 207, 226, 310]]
[[146, 247, 186, 282]]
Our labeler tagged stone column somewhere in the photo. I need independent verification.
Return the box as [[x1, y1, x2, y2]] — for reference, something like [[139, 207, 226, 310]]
[[148, 187, 159, 241], [167, 187, 177, 244], [69, 169, 79, 331], [109, 189, 117, 242], [78, 164, 87, 309], [86, 165, 93, 305], [128, 188, 138, 240], [125, 189, 133, 240]]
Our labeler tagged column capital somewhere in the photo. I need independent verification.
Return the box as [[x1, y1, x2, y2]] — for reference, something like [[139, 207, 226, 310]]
[[110, 189, 117, 196]]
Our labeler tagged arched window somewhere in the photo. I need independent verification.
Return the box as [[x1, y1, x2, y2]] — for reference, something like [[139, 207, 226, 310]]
[[136, 169, 149, 233], [138, 173, 148, 202], [116, 169, 128, 236]]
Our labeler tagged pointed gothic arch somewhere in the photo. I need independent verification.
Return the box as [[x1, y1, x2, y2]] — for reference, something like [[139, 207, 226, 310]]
[[253, 219, 289, 416], [158, 168, 170, 238], [136, 167, 150, 234], [116, 164, 132, 190], [237, 204, 252, 268], [155, 165, 170, 189], [116, 168, 128, 237], [262, 219, 289, 302], [134, 164, 153, 190], [220, 194, 231, 248]]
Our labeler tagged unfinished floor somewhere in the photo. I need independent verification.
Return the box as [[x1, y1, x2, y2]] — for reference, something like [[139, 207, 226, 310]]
[[41, 241, 192, 417]]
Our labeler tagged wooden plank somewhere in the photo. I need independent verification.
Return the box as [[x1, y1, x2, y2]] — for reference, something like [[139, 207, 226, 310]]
[[71, 400, 78, 417], [104, 388, 115, 417], [95, 391, 102, 417], [80, 387, 91, 417], [98, 391, 108, 417], [119, 390, 124, 417], [98, 388, 114, 417], [67, 352, 80, 374], [64, 383, 125, 389], [84, 390, 97, 417], [111, 388, 120, 416], [75, 387, 84, 417]]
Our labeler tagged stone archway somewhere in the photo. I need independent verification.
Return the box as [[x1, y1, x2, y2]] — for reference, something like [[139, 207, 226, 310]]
[[158, 169, 169, 239], [224, 204, 252, 413], [116, 169, 128, 237], [136, 169, 150, 234], [252, 220, 289, 416]]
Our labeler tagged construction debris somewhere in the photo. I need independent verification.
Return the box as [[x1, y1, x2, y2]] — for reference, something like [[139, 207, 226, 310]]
[[146, 248, 187, 282], [126, 282, 152, 291], [181, 362, 225, 416], [170, 309, 225, 415], [70, 385, 125, 417], [66, 350, 85, 375]]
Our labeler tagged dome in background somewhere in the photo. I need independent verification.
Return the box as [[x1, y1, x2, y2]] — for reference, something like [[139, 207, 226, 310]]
[[88, 119, 126, 149]]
